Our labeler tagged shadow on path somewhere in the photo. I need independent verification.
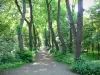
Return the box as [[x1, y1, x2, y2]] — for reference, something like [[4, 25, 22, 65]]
[[0, 47, 78, 75]]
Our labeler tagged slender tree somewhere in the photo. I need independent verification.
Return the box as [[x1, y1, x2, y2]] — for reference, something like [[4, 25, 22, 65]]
[[46, 0, 59, 51], [15, 0, 36, 50], [66, 0, 83, 60], [65, 0, 76, 39], [28, 0, 37, 50], [75, 0, 83, 60], [15, 0, 26, 52], [57, 0, 66, 53], [28, 0, 33, 50], [69, 27, 72, 53]]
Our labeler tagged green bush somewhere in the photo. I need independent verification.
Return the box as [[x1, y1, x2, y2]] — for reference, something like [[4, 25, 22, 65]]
[[17, 50, 35, 63], [0, 36, 17, 65], [0, 55, 15, 65], [0, 61, 25, 71], [72, 59, 100, 75]]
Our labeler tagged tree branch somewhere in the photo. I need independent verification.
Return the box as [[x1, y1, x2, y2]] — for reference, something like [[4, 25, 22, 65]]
[[15, 0, 30, 24]]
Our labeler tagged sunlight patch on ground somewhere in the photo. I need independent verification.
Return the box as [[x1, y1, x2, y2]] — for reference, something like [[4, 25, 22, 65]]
[[33, 68, 47, 73]]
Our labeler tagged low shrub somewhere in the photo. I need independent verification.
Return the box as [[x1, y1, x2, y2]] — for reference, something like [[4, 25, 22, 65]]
[[17, 50, 35, 63], [72, 59, 100, 75], [0, 61, 25, 71]]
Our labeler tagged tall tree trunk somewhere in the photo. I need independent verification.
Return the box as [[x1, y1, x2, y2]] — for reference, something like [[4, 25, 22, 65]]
[[28, 23, 33, 50], [28, 0, 36, 49], [15, 0, 26, 52], [44, 27, 49, 47], [57, 0, 66, 53], [75, 0, 83, 60], [50, 22, 59, 51], [65, 0, 76, 39], [33, 24, 36, 48], [15, 0, 36, 50], [66, 0, 83, 60], [92, 43, 94, 56], [69, 27, 72, 53], [97, 43, 100, 59], [28, 0, 33, 50], [48, 26, 51, 48], [46, 0, 59, 51]]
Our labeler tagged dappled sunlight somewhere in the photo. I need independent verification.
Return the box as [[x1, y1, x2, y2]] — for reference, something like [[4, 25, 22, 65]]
[[32, 62, 50, 66], [33, 68, 47, 73], [32, 62, 40, 65]]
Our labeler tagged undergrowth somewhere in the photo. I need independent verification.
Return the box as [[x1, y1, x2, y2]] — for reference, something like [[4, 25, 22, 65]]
[[51, 51, 74, 65], [0, 61, 25, 71], [72, 59, 100, 75], [51, 50, 100, 75], [0, 49, 36, 71]]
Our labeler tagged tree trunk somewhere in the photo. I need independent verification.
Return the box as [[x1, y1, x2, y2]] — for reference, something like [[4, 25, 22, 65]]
[[48, 26, 51, 48], [17, 29, 24, 52], [65, 0, 76, 39], [69, 27, 72, 53], [44, 27, 49, 47], [97, 43, 100, 59], [33, 24, 37, 48], [46, 0, 59, 51], [28, 0, 33, 51], [28, 23, 33, 50], [75, 0, 83, 60], [28, 0, 37, 49], [50, 22, 59, 51], [66, 0, 83, 60], [92, 43, 94, 56], [15, 0, 26, 52], [57, 0, 66, 53]]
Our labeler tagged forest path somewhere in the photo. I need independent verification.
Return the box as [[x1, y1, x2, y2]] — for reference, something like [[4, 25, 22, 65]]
[[0, 47, 78, 75]]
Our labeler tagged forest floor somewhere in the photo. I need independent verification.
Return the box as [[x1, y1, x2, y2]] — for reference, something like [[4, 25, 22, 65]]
[[0, 47, 78, 75]]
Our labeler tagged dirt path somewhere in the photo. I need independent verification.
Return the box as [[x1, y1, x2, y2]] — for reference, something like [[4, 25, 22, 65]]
[[0, 47, 78, 75]]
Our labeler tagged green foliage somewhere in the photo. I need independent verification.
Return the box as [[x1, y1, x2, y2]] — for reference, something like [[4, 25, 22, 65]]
[[0, 36, 17, 64], [0, 61, 25, 71], [81, 52, 99, 60], [72, 59, 100, 75], [0, 55, 18, 65], [17, 50, 35, 63], [52, 51, 74, 65]]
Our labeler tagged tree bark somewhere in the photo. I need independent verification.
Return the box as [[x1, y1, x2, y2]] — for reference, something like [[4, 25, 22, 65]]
[[15, 0, 34, 51], [28, 0, 37, 49], [15, 0, 29, 24], [69, 27, 72, 53], [46, 0, 59, 51], [15, 0, 26, 52], [57, 0, 66, 53], [66, 0, 83, 60], [28, 0, 33, 50], [48, 26, 51, 48], [75, 0, 83, 60], [33, 23, 36, 48], [44, 26, 49, 47], [65, 0, 76, 39]]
